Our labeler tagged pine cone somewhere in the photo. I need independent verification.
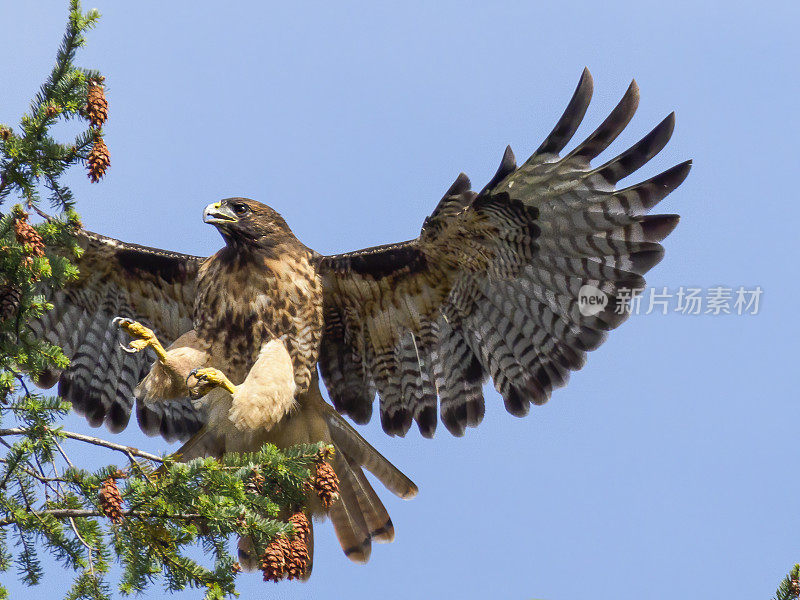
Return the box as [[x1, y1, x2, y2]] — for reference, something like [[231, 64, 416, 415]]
[[314, 461, 339, 509], [0, 126, 11, 141], [86, 80, 108, 128], [289, 512, 310, 542], [87, 137, 110, 182], [285, 539, 310, 580], [14, 216, 45, 258], [45, 104, 60, 119], [0, 285, 21, 321], [98, 477, 124, 523], [245, 470, 265, 495], [231, 562, 242, 574], [790, 577, 800, 598], [259, 538, 290, 582]]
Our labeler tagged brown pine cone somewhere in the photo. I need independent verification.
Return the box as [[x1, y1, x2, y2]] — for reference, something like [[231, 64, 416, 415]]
[[285, 539, 310, 580], [98, 477, 124, 524], [289, 512, 310, 542], [87, 137, 110, 182], [259, 538, 290, 582], [86, 80, 108, 128], [0, 285, 21, 321], [790, 577, 800, 597], [0, 126, 11, 141], [45, 104, 60, 119], [14, 216, 45, 258], [245, 470, 265, 495], [314, 461, 339, 509]]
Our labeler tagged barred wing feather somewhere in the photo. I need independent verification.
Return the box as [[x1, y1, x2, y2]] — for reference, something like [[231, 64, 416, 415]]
[[29, 230, 207, 442], [318, 68, 690, 438]]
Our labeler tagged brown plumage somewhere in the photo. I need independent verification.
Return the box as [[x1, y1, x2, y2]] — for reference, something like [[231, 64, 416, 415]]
[[30, 69, 690, 574]]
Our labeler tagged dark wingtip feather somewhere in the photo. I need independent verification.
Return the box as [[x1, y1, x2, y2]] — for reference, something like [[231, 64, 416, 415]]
[[33, 368, 61, 389], [594, 112, 676, 184], [340, 399, 373, 425], [380, 408, 412, 437], [535, 68, 594, 156], [644, 160, 692, 208], [106, 401, 131, 434], [572, 326, 608, 352], [480, 145, 517, 194], [81, 389, 108, 428], [441, 406, 467, 437], [569, 78, 640, 161], [503, 385, 532, 418], [639, 214, 680, 242], [136, 403, 161, 437], [612, 159, 692, 214], [465, 397, 485, 428], [444, 172, 471, 197], [502, 144, 516, 169], [415, 406, 437, 438], [629, 247, 666, 274]]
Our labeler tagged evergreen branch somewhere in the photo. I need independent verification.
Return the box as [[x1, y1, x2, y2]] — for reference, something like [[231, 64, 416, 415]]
[[0, 509, 202, 527], [774, 564, 800, 600], [52, 437, 75, 470], [68, 516, 97, 553], [0, 429, 164, 463], [0, 1, 101, 209]]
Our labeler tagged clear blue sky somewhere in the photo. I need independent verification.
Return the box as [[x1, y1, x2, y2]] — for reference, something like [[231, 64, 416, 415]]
[[2, 2, 799, 599]]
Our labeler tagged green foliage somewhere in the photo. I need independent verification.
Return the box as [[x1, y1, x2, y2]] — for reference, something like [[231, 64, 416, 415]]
[[774, 565, 800, 600], [0, 0, 100, 209], [0, 3, 321, 598]]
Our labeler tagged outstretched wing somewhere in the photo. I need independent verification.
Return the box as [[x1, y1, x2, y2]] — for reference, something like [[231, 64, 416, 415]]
[[317, 68, 691, 438], [30, 229, 207, 442]]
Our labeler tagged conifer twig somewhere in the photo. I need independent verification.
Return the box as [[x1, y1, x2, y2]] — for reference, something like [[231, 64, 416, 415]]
[[0, 508, 202, 527], [773, 564, 800, 600], [0, 428, 165, 463]]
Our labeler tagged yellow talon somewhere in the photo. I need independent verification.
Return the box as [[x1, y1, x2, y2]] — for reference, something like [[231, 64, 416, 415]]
[[113, 317, 167, 362], [187, 367, 237, 398]]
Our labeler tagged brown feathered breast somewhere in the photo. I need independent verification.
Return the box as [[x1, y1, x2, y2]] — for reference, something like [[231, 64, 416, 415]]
[[193, 242, 323, 392]]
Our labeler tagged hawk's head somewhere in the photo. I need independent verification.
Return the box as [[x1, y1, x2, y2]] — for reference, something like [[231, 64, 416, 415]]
[[203, 198, 296, 248]]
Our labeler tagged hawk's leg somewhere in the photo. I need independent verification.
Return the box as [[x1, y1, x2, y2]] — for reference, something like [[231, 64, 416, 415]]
[[112, 317, 168, 361], [186, 367, 237, 399]]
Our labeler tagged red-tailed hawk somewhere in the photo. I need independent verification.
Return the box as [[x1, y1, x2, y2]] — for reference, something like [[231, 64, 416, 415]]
[[31, 69, 690, 574]]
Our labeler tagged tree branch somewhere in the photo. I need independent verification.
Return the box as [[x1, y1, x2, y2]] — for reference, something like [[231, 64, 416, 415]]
[[0, 507, 202, 527], [0, 428, 165, 463]]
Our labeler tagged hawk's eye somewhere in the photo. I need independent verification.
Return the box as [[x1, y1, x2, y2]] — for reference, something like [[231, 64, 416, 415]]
[[231, 203, 250, 217]]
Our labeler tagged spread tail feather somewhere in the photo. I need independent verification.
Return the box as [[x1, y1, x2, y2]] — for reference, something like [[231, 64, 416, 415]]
[[330, 451, 372, 562], [322, 405, 416, 561], [166, 386, 417, 569], [323, 405, 418, 500]]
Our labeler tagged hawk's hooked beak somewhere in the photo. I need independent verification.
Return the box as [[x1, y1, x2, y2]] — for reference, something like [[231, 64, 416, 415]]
[[203, 202, 237, 225]]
